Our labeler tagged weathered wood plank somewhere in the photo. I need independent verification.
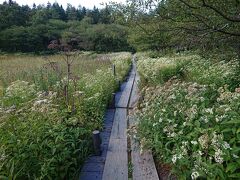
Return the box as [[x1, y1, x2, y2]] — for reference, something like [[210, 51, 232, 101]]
[[129, 71, 140, 109], [102, 108, 128, 180], [81, 162, 104, 172], [116, 69, 135, 108], [80, 172, 102, 180], [110, 108, 127, 139]]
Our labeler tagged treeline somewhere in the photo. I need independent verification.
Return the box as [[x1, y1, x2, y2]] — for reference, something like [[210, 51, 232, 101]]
[[0, 0, 131, 53], [1, 0, 240, 56]]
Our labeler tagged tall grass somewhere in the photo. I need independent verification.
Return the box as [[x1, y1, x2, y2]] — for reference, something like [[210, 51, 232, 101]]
[[0, 53, 114, 87]]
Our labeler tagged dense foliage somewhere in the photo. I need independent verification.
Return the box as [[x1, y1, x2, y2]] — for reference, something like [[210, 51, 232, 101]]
[[125, 0, 240, 58], [135, 53, 240, 179], [1, 0, 240, 57], [0, 1, 131, 53], [0, 52, 131, 179]]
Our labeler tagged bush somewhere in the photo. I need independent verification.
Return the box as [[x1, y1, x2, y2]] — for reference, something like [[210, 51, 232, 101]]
[[183, 56, 240, 91], [136, 54, 189, 85]]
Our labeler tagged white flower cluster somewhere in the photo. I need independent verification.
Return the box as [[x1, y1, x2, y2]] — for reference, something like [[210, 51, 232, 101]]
[[136, 53, 240, 179], [31, 91, 58, 113], [198, 134, 209, 149], [214, 149, 224, 164], [171, 154, 183, 164], [191, 171, 200, 180], [5, 80, 36, 99]]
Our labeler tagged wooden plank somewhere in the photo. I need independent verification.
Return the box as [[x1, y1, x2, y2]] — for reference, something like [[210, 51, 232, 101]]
[[80, 172, 102, 180], [116, 69, 135, 108], [129, 71, 140, 109], [110, 108, 127, 139], [81, 162, 104, 172], [102, 108, 128, 180]]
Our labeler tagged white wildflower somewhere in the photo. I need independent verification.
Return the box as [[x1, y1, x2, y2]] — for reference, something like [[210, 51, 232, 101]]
[[198, 151, 203, 156], [174, 111, 177, 117], [163, 127, 168, 133], [172, 155, 177, 164], [233, 154, 239, 159], [222, 141, 231, 150], [33, 99, 48, 106], [199, 97, 205, 102], [191, 171, 200, 179], [182, 141, 188, 146], [225, 107, 231, 112], [167, 132, 176, 137], [205, 108, 213, 114], [214, 149, 224, 164], [178, 130, 183, 135], [198, 134, 209, 149], [169, 94, 176, 100], [191, 141, 198, 145]]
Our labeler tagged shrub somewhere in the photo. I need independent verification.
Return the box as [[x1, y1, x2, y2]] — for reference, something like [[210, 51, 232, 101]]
[[136, 54, 189, 85], [183, 56, 240, 90]]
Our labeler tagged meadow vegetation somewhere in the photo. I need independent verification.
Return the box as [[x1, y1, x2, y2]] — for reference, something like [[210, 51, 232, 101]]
[[1, 0, 240, 179], [135, 52, 240, 179], [0, 52, 131, 179]]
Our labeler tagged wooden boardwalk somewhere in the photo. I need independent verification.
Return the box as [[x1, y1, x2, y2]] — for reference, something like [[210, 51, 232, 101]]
[[102, 108, 128, 180], [80, 58, 159, 180]]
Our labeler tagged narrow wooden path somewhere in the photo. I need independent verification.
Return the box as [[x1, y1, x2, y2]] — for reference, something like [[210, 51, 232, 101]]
[[102, 64, 136, 180], [80, 57, 159, 180]]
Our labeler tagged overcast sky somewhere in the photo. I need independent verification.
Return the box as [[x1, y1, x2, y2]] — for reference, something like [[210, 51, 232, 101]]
[[0, 0, 126, 9]]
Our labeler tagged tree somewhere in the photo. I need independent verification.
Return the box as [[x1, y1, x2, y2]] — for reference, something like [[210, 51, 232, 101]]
[[99, 6, 112, 24], [0, 1, 31, 30], [66, 4, 78, 20], [124, 0, 240, 55], [30, 9, 49, 25], [51, 3, 66, 20], [86, 6, 100, 24]]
